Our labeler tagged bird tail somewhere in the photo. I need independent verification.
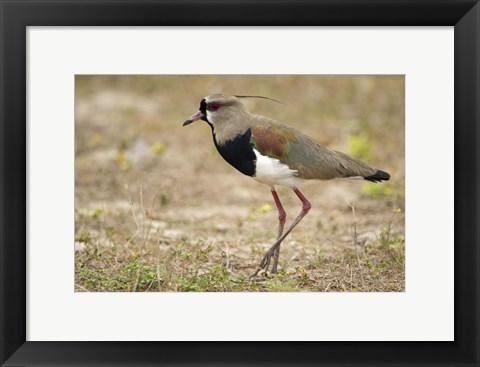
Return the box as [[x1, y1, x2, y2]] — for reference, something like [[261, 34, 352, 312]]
[[364, 170, 390, 183]]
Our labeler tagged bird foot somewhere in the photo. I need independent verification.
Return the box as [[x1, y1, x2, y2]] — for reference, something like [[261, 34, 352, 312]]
[[249, 249, 275, 278]]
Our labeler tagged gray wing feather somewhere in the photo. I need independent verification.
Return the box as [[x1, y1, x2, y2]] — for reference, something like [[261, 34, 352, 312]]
[[286, 131, 377, 180], [250, 115, 378, 180]]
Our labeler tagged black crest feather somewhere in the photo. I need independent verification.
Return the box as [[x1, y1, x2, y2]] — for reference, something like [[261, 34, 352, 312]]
[[234, 95, 285, 105]]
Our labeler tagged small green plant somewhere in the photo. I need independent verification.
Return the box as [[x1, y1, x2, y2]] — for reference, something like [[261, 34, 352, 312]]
[[247, 203, 273, 221], [349, 132, 372, 162], [362, 183, 394, 197], [379, 227, 405, 250], [151, 142, 167, 155], [75, 231, 92, 243], [160, 193, 171, 206], [91, 207, 104, 220], [178, 264, 243, 292], [264, 276, 302, 292], [311, 248, 326, 268], [116, 150, 132, 171]]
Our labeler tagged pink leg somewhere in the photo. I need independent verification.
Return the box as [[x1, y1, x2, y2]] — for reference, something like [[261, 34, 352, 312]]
[[251, 187, 311, 277], [270, 189, 286, 274]]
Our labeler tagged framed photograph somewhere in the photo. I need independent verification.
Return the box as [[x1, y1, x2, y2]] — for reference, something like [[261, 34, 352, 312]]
[[1, 1, 479, 366]]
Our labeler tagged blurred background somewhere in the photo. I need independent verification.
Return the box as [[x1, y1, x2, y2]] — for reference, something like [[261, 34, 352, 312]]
[[75, 75, 404, 292]]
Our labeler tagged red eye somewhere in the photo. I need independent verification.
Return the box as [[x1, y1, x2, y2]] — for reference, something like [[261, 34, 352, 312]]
[[209, 102, 220, 111]]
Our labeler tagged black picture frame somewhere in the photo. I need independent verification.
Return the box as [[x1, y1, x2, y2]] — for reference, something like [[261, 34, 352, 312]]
[[1, 1, 479, 366]]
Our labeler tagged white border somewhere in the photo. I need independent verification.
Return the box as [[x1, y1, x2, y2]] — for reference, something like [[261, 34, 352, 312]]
[[27, 27, 454, 341]]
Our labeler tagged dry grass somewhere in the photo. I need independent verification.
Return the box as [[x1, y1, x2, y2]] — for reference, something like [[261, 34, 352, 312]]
[[75, 75, 405, 292]]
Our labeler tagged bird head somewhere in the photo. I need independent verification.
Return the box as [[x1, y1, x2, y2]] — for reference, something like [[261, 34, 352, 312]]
[[183, 94, 249, 128]]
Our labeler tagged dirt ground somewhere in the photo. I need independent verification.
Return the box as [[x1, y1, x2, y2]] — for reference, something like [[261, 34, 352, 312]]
[[75, 75, 405, 292]]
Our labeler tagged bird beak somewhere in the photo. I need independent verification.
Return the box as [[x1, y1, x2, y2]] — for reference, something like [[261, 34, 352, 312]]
[[183, 110, 205, 126]]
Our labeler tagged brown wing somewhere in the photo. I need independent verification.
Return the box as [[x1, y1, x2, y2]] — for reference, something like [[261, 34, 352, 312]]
[[250, 123, 298, 160], [251, 120, 378, 180]]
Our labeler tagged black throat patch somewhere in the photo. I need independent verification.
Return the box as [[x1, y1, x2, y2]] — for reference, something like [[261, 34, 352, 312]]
[[199, 99, 208, 123], [212, 129, 256, 177]]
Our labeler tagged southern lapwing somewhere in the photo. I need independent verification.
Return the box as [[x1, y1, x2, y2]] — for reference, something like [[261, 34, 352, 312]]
[[183, 94, 390, 277]]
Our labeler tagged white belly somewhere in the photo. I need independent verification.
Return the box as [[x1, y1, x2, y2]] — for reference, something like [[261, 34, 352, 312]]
[[253, 149, 305, 188]]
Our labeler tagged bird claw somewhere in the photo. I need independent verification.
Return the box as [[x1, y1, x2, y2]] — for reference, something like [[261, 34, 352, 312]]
[[249, 268, 262, 279], [249, 250, 274, 278]]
